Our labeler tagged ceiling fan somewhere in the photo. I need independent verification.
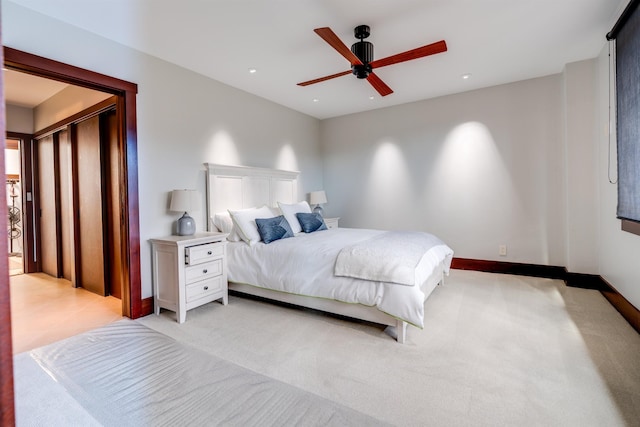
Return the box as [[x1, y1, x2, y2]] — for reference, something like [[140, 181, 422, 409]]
[[297, 25, 447, 97]]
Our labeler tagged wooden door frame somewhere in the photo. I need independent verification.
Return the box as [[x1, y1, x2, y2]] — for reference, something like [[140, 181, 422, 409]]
[[0, 26, 15, 424], [3, 47, 143, 319]]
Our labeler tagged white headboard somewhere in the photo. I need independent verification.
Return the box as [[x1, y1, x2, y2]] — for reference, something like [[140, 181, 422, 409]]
[[205, 163, 300, 231]]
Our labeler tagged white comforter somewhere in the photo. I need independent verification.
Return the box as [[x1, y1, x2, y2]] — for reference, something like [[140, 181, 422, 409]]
[[227, 228, 454, 327], [335, 231, 448, 286]]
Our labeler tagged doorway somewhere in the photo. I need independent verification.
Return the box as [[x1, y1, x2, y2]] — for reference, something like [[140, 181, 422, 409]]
[[5, 137, 22, 276], [3, 47, 143, 317], [7, 102, 126, 353]]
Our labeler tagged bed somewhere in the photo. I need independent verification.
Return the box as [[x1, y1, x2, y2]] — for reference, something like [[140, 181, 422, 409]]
[[205, 163, 453, 343]]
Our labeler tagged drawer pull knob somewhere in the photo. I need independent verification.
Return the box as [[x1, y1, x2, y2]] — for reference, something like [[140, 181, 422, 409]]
[[203, 269, 208, 274], [207, 251, 212, 255], [204, 286, 209, 291]]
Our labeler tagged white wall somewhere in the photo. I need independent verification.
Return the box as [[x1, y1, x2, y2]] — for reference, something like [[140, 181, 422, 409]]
[[34, 85, 112, 131], [321, 54, 639, 309], [321, 75, 567, 266], [562, 60, 599, 274], [595, 44, 640, 309], [3, 2, 323, 298], [6, 104, 32, 133]]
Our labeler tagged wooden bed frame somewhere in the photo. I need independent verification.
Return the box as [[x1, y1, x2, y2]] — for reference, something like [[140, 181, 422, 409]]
[[204, 163, 445, 343]]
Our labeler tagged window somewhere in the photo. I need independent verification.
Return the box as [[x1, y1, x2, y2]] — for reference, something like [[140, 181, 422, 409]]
[[608, 0, 640, 234]]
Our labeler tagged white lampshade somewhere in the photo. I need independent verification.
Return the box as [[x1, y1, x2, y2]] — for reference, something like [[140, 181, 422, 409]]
[[170, 189, 201, 213], [309, 190, 327, 205]]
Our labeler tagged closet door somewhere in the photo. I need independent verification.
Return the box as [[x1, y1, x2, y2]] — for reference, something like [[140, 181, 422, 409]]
[[37, 134, 60, 277], [104, 109, 122, 299], [58, 128, 75, 284], [75, 116, 107, 296]]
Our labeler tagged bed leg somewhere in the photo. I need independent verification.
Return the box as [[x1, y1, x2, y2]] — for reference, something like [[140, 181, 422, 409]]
[[396, 320, 407, 344]]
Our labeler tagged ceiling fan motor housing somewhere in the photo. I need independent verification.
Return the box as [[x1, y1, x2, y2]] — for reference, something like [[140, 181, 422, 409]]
[[351, 41, 373, 78]]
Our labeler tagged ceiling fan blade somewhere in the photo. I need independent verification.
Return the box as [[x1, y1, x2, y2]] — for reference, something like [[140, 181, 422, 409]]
[[367, 72, 393, 96], [370, 40, 447, 69], [297, 70, 352, 87], [314, 27, 364, 65]]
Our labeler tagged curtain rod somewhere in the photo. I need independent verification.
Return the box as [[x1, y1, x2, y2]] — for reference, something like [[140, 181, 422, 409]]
[[607, 0, 640, 40]]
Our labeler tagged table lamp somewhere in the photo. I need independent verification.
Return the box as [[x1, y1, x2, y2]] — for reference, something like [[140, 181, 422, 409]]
[[170, 189, 200, 236], [309, 190, 327, 217]]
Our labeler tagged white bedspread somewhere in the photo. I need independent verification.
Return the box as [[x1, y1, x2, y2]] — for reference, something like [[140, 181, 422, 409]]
[[334, 231, 447, 286], [227, 228, 454, 327]]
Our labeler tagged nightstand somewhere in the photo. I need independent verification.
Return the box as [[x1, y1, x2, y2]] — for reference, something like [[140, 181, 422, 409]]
[[324, 217, 339, 229], [150, 232, 228, 323]]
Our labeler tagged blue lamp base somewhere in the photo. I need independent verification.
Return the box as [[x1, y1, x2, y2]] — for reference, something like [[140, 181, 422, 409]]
[[313, 205, 324, 217], [176, 212, 196, 236]]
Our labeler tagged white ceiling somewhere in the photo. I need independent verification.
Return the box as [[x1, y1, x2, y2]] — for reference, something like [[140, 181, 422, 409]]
[[6, 0, 625, 119], [4, 69, 68, 108]]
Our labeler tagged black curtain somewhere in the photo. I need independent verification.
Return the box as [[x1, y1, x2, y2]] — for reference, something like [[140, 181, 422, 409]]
[[609, 0, 640, 222]]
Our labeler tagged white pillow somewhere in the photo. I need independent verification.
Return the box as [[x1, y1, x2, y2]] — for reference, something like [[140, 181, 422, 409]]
[[277, 201, 311, 234], [228, 205, 276, 245], [212, 212, 241, 242]]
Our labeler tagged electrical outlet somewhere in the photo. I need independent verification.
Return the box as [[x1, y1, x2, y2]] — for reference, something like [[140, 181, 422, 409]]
[[499, 244, 507, 256]]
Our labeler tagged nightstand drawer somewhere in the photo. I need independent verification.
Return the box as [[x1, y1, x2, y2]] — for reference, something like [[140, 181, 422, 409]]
[[324, 217, 339, 229], [186, 276, 224, 303], [185, 259, 222, 284], [185, 243, 224, 265]]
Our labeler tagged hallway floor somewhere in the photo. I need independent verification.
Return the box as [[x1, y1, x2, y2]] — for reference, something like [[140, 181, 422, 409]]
[[10, 273, 122, 354], [9, 255, 23, 276]]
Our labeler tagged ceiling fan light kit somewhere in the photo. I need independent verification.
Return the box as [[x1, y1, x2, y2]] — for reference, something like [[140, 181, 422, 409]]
[[298, 24, 447, 97]]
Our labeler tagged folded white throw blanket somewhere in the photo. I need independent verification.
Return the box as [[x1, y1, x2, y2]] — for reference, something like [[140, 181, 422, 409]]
[[334, 231, 447, 286]]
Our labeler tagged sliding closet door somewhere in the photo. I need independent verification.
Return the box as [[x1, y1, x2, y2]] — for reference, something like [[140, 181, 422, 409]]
[[37, 134, 60, 277], [104, 110, 122, 299], [57, 128, 75, 284], [75, 116, 107, 296]]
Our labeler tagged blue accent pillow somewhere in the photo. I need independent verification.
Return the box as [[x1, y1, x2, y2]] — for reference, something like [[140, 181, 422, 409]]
[[296, 212, 328, 233], [255, 215, 294, 244]]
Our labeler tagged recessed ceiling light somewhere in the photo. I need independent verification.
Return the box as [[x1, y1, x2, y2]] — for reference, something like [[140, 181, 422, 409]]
[[369, 96, 375, 100], [462, 73, 472, 80], [313, 98, 319, 103], [248, 68, 257, 74]]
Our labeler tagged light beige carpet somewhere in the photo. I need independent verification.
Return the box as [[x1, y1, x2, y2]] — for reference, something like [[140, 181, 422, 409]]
[[138, 269, 640, 427]]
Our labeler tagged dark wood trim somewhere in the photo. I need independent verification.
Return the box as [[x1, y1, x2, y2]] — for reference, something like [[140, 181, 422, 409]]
[[451, 257, 566, 279], [600, 277, 640, 334], [5, 139, 18, 150], [4, 47, 137, 95], [121, 92, 141, 318], [141, 297, 154, 317], [3, 48, 141, 320], [6, 131, 32, 146], [452, 257, 640, 334], [32, 136, 43, 273], [621, 219, 640, 236], [564, 272, 610, 291], [34, 96, 117, 138], [69, 124, 81, 287], [52, 132, 63, 276], [99, 112, 112, 295], [0, 26, 16, 424]]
